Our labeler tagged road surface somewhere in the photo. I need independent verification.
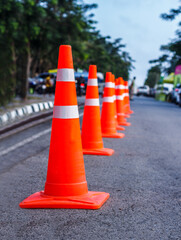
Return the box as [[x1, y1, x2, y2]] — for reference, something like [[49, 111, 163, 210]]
[[0, 97, 181, 240]]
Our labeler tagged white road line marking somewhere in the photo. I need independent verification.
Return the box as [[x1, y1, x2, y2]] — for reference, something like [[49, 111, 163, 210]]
[[0, 128, 51, 157], [0, 111, 84, 157]]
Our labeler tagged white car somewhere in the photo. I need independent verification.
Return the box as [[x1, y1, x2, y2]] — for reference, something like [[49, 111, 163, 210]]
[[137, 86, 150, 96], [156, 86, 169, 95], [173, 84, 181, 104]]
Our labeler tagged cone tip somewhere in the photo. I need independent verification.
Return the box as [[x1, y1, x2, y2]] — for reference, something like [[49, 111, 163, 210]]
[[58, 45, 74, 69], [105, 72, 112, 82], [89, 65, 97, 78]]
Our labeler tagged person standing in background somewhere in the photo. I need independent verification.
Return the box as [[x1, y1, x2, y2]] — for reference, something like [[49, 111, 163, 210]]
[[45, 75, 53, 96], [129, 77, 136, 100]]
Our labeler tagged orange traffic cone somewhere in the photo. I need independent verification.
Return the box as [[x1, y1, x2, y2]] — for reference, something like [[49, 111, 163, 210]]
[[101, 72, 125, 138], [113, 75, 125, 131], [118, 77, 130, 119], [124, 80, 134, 114], [81, 65, 114, 156], [116, 77, 131, 126], [19, 45, 109, 209]]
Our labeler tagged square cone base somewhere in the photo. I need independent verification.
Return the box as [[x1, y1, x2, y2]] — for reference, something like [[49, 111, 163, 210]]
[[102, 132, 125, 138], [83, 147, 114, 156], [118, 121, 131, 126], [116, 125, 125, 131], [19, 191, 110, 209]]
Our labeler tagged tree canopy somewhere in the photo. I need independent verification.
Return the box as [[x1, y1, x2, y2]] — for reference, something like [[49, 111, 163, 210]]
[[144, 65, 161, 88], [149, 3, 181, 76], [0, 0, 134, 106]]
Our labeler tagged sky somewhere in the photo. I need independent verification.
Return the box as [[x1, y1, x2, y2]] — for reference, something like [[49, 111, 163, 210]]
[[84, 0, 180, 86]]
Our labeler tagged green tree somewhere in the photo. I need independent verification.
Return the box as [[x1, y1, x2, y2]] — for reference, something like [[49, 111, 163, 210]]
[[149, 3, 181, 74], [81, 33, 134, 80], [0, 0, 22, 104], [0, 0, 133, 106], [145, 65, 161, 88]]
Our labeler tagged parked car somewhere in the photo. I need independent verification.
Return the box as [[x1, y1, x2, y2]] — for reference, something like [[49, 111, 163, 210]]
[[149, 88, 156, 97], [74, 72, 104, 96], [178, 89, 181, 107], [176, 85, 181, 105], [74, 72, 87, 96], [170, 84, 181, 104], [137, 85, 150, 96], [155, 86, 170, 101], [31, 71, 104, 96]]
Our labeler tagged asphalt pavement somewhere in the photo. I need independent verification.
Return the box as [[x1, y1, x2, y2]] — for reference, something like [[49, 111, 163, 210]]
[[0, 96, 181, 240]]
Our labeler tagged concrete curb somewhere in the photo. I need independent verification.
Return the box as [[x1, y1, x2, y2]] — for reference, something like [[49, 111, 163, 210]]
[[0, 101, 53, 127]]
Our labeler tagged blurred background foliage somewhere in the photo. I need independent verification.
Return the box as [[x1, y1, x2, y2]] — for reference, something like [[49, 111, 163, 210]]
[[146, 3, 181, 87], [0, 0, 134, 106], [145, 65, 161, 88]]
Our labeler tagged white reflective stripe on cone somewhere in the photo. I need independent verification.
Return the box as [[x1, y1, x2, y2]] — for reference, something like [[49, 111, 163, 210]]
[[53, 105, 79, 119], [115, 85, 125, 89], [85, 98, 99, 106], [105, 82, 114, 88], [56, 68, 75, 82], [87, 78, 98, 86], [124, 93, 129, 97], [116, 95, 124, 100], [113, 95, 116, 101], [103, 96, 114, 102]]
